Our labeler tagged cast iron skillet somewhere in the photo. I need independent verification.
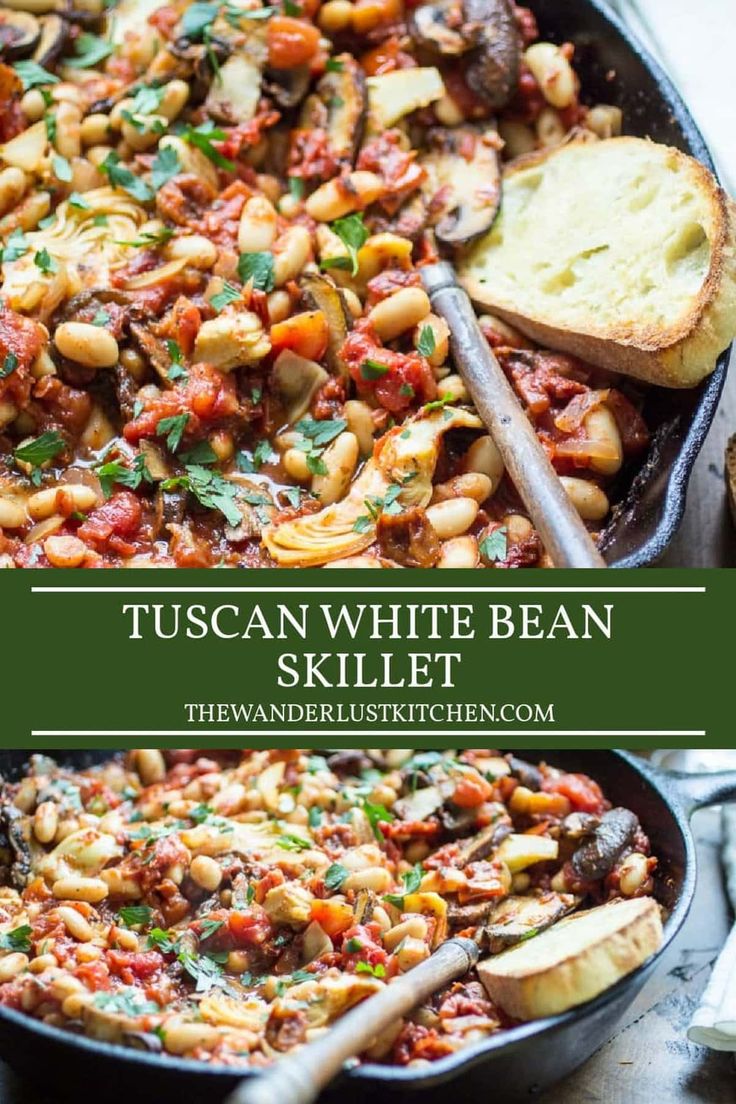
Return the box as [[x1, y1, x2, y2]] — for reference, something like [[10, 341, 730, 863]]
[[523, 0, 730, 566], [0, 749, 734, 1103]]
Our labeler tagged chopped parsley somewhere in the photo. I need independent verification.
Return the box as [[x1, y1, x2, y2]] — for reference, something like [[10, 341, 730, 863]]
[[161, 465, 241, 527], [307, 804, 322, 828], [0, 353, 18, 379], [12, 61, 59, 90], [275, 832, 311, 852], [150, 145, 182, 190], [353, 482, 403, 533], [116, 227, 175, 248], [416, 325, 436, 358], [92, 988, 158, 1016], [360, 359, 389, 381], [283, 485, 303, 509], [288, 176, 304, 200], [181, 1, 219, 39], [14, 431, 64, 471], [326, 212, 368, 276], [156, 412, 189, 453], [283, 0, 302, 12], [422, 391, 456, 414], [324, 862, 348, 891], [479, 525, 508, 564], [34, 248, 57, 275], [199, 918, 224, 941], [91, 309, 110, 326], [117, 905, 153, 928], [325, 57, 344, 72], [180, 121, 234, 171], [384, 864, 423, 908], [95, 453, 152, 498], [129, 84, 165, 116], [210, 281, 241, 313], [166, 339, 187, 381], [68, 191, 91, 210], [237, 252, 275, 292], [1, 227, 28, 264], [180, 440, 218, 466], [292, 416, 347, 478], [355, 961, 386, 978], [52, 154, 72, 182], [361, 800, 394, 840], [345, 937, 363, 953], [100, 151, 153, 203], [0, 925, 32, 953], [65, 33, 114, 70]]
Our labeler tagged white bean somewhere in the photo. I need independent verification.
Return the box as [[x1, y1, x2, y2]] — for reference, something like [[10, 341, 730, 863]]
[[0, 953, 28, 981], [437, 535, 479, 568], [165, 235, 217, 270], [619, 853, 650, 896], [412, 312, 449, 366], [238, 195, 278, 254], [536, 107, 566, 148], [305, 171, 383, 222], [27, 484, 97, 521], [368, 288, 431, 342], [135, 748, 166, 785], [34, 801, 59, 843], [432, 472, 492, 505], [44, 535, 88, 568], [559, 476, 609, 521], [52, 877, 108, 904], [425, 497, 478, 539], [55, 322, 118, 369], [273, 225, 312, 287], [311, 431, 359, 505], [586, 104, 623, 139], [463, 435, 505, 490], [524, 43, 578, 109], [584, 407, 623, 475], [0, 497, 26, 529], [344, 399, 375, 457], [438, 374, 468, 402], [55, 906, 94, 941], [0, 166, 26, 217], [190, 855, 222, 892]]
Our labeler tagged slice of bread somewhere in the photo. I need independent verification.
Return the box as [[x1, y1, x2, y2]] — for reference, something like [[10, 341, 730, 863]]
[[460, 137, 736, 387], [477, 896, 663, 1021]]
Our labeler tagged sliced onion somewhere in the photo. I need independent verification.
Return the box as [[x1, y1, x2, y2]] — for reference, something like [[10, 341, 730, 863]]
[[554, 389, 610, 434], [123, 257, 187, 289]]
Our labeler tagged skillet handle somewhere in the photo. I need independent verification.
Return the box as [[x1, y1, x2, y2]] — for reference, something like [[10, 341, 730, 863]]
[[665, 770, 736, 816]]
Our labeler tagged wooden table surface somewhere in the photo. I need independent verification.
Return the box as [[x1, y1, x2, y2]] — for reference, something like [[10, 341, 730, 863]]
[[0, 807, 732, 1104]]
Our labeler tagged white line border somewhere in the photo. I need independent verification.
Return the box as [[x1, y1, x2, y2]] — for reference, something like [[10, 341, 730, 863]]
[[33, 586, 705, 594], [32, 729, 707, 737]]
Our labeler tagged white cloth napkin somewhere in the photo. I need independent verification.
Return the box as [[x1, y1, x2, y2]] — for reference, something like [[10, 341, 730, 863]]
[[687, 805, 736, 1050]]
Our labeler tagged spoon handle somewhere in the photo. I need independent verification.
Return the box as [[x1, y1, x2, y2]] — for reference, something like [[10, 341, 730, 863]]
[[421, 261, 607, 568], [225, 937, 479, 1104]]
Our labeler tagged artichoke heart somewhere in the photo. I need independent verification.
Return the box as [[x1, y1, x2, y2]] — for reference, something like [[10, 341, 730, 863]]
[[263, 406, 482, 567]]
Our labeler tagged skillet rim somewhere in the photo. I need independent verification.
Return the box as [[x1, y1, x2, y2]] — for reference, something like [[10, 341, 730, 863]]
[[0, 749, 696, 1089]]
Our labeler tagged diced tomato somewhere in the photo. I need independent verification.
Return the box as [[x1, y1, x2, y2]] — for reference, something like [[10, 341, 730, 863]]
[[267, 17, 320, 69], [357, 131, 426, 212], [148, 4, 180, 37], [159, 296, 202, 357], [78, 492, 142, 553], [310, 897, 354, 939], [228, 906, 273, 947], [73, 960, 111, 991], [270, 311, 328, 362], [340, 321, 437, 413], [340, 923, 388, 972], [541, 772, 608, 815], [0, 304, 43, 408], [106, 949, 163, 984], [360, 36, 417, 76], [452, 773, 493, 808]]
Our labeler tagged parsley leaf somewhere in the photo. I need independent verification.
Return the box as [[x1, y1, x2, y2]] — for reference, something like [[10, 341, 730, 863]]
[[361, 800, 394, 841], [288, 176, 304, 200], [324, 862, 348, 891], [180, 121, 234, 171], [91, 309, 110, 326], [118, 905, 153, 928], [1, 227, 28, 264], [416, 325, 436, 358], [129, 84, 165, 116], [12, 60, 59, 90], [180, 440, 217, 466], [355, 961, 386, 978], [14, 431, 64, 470], [34, 248, 57, 275], [92, 988, 158, 1016], [479, 525, 508, 564], [100, 151, 153, 203], [161, 465, 241, 527], [199, 918, 224, 941], [156, 412, 189, 452], [325, 57, 344, 72], [0, 353, 18, 379], [68, 191, 91, 210], [178, 949, 228, 992], [237, 252, 275, 292], [0, 925, 32, 953], [384, 864, 423, 908], [283, 485, 302, 509], [275, 832, 311, 852], [422, 392, 456, 414], [294, 417, 346, 449], [210, 281, 241, 312], [360, 359, 389, 380], [52, 154, 72, 183], [65, 33, 114, 70], [95, 453, 152, 498], [283, 0, 302, 13], [116, 227, 174, 248], [181, 1, 219, 38], [329, 212, 368, 276], [150, 145, 181, 190]]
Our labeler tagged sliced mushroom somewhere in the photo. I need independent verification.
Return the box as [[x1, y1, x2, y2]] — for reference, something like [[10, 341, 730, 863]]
[[410, 0, 521, 110], [206, 51, 263, 125], [32, 13, 65, 67], [394, 784, 444, 823], [299, 54, 366, 168], [571, 808, 639, 881], [447, 899, 497, 928], [266, 65, 311, 109], [0, 9, 40, 59], [507, 756, 543, 791], [299, 272, 351, 377], [422, 124, 501, 247], [353, 888, 377, 926], [272, 347, 329, 424], [366, 66, 445, 131], [480, 892, 578, 953], [130, 321, 175, 388], [454, 818, 511, 866]]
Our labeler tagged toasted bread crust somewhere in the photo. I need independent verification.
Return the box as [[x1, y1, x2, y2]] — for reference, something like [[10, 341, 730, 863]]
[[461, 138, 736, 387], [477, 897, 663, 1021]]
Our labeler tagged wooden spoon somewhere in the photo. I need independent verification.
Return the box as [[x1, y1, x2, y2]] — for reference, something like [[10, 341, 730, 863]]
[[225, 937, 478, 1104], [420, 261, 606, 568]]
